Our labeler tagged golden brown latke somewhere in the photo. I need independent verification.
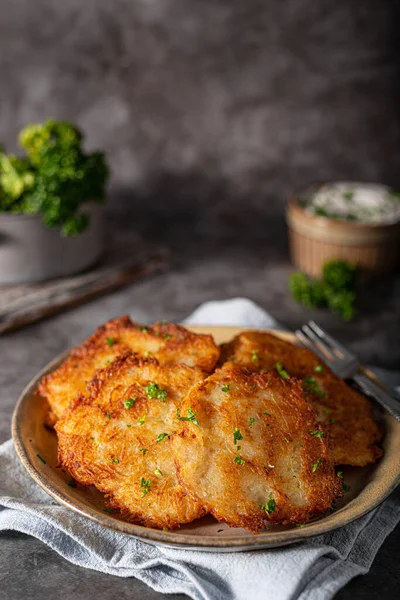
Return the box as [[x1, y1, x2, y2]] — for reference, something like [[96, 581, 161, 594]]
[[56, 354, 206, 529], [220, 331, 383, 466], [38, 316, 220, 422], [172, 365, 342, 532]]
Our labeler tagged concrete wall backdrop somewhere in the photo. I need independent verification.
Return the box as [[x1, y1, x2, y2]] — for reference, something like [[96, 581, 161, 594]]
[[1, 0, 399, 232]]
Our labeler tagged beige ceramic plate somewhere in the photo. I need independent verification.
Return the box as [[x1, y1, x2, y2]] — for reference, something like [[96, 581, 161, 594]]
[[12, 327, 400, 552]]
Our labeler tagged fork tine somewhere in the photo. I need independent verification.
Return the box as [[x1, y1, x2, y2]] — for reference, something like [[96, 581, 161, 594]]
[[307, 321, 354, 360], [295, 329, 332, 363], [301, 324, 340, 363]]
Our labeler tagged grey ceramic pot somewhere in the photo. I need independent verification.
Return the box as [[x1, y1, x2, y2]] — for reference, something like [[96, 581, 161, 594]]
[[0, 204, 104, 284]]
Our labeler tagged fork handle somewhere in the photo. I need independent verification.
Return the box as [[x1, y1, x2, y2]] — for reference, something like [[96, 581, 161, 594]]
[[353, 374, 400, 421]]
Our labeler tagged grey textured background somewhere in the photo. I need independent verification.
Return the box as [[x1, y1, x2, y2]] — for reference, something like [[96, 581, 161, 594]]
[[1, 0, 400, 225]]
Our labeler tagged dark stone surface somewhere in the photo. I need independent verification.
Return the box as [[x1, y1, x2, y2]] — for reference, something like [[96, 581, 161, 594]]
[[1, 1, 400, 214], [0, 220, 399, 599]]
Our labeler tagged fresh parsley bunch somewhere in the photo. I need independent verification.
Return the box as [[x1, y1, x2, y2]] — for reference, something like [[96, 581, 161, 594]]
[[0, 120, 109, 236], [289, 260, 357, 321]]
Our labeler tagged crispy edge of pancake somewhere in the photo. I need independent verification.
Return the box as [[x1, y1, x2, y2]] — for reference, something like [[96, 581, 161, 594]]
[[220, 331, 384, 467], [172, 366, 342, 532], [56, 354, 207, 529], [37, 316, 220, 422]]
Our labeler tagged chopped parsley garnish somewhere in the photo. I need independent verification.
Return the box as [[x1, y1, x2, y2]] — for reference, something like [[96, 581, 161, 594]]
[[106, 337, 115, 346], [343, 190, 354, 201], [106, 411, 111, 420], [312, 457, 322, 472], [110, 458, 119, 463], [126, 424, 132, 428], [163, 527, 169, 531], [263, 411, 272, 416], [154, 468, 163, 476], [89, 436, 94, 440], [139, 327, 148, 333], [260, 492, 276, 514], [176, 406, 200, 427], [342, 481, 351, 493], [249, 417, 255, 427], [37, 454, 46, 464], [105, 359, 111, 366], [323, 407, 331, 414], [310, 429, 324, 438], [275, 362, 289, 379], [144, 350, 151, 357], [234, 454, 245, 465], [314, 365, 323, 372], [140, 448, 148, 456], [156, 432, 170, 443], [140, 477, 151, 497], [138, 415, 146, 426], [124, 397, 137, 409], [162, 333, 171, 339], [233, 428, 243, 445], [329, 418, 336, 424], [251, 349, 259, 362], [302, 376, 327, 398], [283, 437, 290, 443], [217, 529, 224, 532], [337, 471, 343, 478], [145, 381, 167, 402], [221, 384, 230, 393], [68, 478, 77, 487]]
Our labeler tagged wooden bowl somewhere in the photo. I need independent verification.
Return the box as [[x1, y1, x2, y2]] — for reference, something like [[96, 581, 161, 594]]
[[286, 183, 400, 277]]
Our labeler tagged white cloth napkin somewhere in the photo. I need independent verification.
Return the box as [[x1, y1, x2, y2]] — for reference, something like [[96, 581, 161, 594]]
[[1, 298, 399, 600]]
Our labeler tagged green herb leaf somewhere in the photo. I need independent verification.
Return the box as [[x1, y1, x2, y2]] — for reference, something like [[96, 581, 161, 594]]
[[145, 381, 167, 402], [156, 432, 170, 443], [139, 327, 148, 333], [176, 406, 200, 427], [342, 481, 351, 493], [336, 471, 343, 479], [249, 417, 255, 427], [110, 458, 119, 463], [221, 384, 230, 392], [233, 428, 243, 445], [124, 397, 137, 409], [302, 376, 327, 398], [154, 468, 163, 476], [314, 365, 323, 372], [310, 429, 324, 438], [138, 415, 146, 426], [312, 457, 322, 472], [251, 349, 259, 362], [234, 454, 245, 465], [140, 477, 151, 497], [260, 492, 277, 514], [106, 411, 111, 420], [140, 448, 148, 456], [126, 424, 132, 428], [106, 337, 115, 346], [276, 362, 289, 379]]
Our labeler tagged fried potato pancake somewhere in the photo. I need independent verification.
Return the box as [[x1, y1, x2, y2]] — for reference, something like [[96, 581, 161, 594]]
[[39, 316, 220, 422], [172, 366, 342, 532], [56, 354, 206, 529], [220, 331, 383, 466]]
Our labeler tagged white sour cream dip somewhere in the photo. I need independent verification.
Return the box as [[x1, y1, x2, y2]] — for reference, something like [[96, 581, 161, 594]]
[[301, 182, 400, 224]]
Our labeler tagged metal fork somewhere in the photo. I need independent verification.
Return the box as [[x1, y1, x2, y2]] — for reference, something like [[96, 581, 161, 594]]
[[295, 321, 400, 421]]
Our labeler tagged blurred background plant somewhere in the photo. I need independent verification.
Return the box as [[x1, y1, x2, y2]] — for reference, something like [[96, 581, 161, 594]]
[[0, 120, 109, 236], [289, 260, 357, 321]]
